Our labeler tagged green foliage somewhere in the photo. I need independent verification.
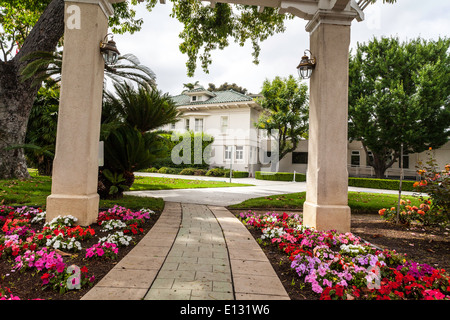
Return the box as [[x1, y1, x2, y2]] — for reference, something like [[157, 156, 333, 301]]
[[157, 167, 181, 174], [23, 86, 59, 175], [156, 131, 214, 169], [20, 51, 156, 89], [101, 169, 130, 196], [255, 75, 309, 160], [255, 171, 306, 182], [0, 0, 49, 60], [348, 177, 415, 191], [229, 171, 249, 178], [102, 126, 159, 174], [104, 82, 179, 133], [348, 37, 450, 178], [170, 0, 290, 76], [414, 149, 450, 222], [0, 0, 151, 62], [207, 82, 248, 94], [205, 167, 227, 177], [99, 81, 182, 198], [19, 50, 62, 87]]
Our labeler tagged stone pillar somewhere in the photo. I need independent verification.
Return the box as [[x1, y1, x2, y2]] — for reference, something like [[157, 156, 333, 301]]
[[302, 11, 355, 233], [46, 0, 114, 226]]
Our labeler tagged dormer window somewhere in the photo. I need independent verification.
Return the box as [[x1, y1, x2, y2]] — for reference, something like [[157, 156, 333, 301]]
[[191, 96, 197, 102]]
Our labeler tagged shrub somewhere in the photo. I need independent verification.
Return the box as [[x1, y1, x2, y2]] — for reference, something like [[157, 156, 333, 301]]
[[179, 168, 196, 175], [378, 198, 444, 226], [193, 169, 207, 176], [231, 171, 249, 178], [414, 149, 450, 222], [157, 167, 180, 174], [348, 177, 415, 191], [206, 167, 227, 177], [255, 171, 306, 182]]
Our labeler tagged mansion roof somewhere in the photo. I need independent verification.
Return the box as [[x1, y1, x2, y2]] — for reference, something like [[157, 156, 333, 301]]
[[171, 86, 256, 108]]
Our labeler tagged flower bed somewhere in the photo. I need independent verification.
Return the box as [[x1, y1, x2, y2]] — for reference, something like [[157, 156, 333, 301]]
[[0, 205, 157, 300], [238, 210, 450, 300]]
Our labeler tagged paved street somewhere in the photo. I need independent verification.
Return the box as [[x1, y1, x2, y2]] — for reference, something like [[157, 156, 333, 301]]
[[126, 172, 416, 207]]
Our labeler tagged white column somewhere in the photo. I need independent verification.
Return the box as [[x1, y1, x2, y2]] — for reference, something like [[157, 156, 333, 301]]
[[46, 0, 113, 226], [302, 11, 355, 233]]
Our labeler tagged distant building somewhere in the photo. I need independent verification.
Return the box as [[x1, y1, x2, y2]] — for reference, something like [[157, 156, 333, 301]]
[[164, 85, 450, 179]]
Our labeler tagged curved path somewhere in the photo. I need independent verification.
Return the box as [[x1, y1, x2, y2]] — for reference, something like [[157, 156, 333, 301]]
[[81, 202, 289, 300]]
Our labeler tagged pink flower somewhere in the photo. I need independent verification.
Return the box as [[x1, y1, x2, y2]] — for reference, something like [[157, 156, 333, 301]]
[[96, 248, 105, 257]]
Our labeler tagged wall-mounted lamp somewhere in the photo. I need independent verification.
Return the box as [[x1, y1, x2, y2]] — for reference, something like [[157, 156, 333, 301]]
[[100, 33, 120, 65], [297, 49, 316, 79]]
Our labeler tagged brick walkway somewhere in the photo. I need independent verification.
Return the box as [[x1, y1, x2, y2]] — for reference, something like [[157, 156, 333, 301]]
[[81, 202, 289, 300]]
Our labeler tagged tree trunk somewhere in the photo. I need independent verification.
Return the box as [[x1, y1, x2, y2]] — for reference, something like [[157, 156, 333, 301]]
[[0, 62, 38, 179], [0, 0, 65, 179]]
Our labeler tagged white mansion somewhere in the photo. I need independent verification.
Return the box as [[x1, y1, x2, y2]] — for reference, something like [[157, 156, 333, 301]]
[[164, 85, 450, 179]]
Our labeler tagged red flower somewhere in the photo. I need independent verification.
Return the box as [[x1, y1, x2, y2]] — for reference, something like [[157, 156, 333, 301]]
[[41, 273, 51, 285], [335, 285, 344, 297], [80, 266, 88, 273]]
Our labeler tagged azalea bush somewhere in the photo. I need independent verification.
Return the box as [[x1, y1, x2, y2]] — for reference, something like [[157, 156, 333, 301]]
[[378, 199, 439, 226], [378, 151, 449, 226], [239, 210, 450, 300], [0, 204, 156, 299], [414, 149, 450, 223]]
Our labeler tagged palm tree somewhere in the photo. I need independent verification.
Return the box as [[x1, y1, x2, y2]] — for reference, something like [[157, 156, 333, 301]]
[[103, 81, 182, 134], [182, 80, 200, 90], [20, 50, 156, 88], [99, 82, 182, 199]]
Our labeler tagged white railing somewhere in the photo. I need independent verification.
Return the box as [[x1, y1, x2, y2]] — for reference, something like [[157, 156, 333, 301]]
[[347, 165, 419, 180]]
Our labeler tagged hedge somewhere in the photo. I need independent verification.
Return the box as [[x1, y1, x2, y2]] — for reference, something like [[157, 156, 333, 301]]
[[206, 167, 249, 178], [230, 171, 249, 178], [255, 171, 306, 182], [255, 171, 416, 191]]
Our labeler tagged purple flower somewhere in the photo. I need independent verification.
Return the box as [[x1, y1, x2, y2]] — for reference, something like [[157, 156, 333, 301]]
[[312, 282, 323, 294], [323, 279, 333, 288]]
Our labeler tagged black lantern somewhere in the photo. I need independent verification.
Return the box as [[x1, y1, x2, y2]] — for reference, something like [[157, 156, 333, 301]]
[[100, 33, 120, 65], [297, 49, 316, 79]]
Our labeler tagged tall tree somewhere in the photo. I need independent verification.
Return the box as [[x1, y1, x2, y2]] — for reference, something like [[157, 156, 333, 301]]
[[348, 37, 450, 178], [255, 75, 309, 161], [208, 82, 248, 95], [0, 0, 64, 179]]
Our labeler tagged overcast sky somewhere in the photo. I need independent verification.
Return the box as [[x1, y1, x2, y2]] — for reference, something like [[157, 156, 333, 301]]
[[113, 0, 450, 96]]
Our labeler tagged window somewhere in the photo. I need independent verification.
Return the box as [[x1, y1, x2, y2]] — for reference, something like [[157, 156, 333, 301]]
[[366, 151, 374, 166], [170, 122, 176, 130], [351, 150, 360, 167], [220, 116, 228, 133], [191, 96, 197, 102], [224, 146, 232, 160], [398, 154, 409, 169], [292, 152, 308, 164], [235, 146, 243, 160], [195, 118, 203, 132], [185, 119, 190, 131]]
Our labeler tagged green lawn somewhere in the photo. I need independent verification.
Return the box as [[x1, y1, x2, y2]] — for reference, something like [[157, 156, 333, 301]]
[[0, 172, 250, 209], [228, 191, 423, 214], [131, 176, 252, 190]]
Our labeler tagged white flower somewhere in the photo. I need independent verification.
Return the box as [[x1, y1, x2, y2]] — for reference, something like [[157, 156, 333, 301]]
[[100, 219, 127, 232], [31, 211, 46, 224], [261, 227, 286, 240]]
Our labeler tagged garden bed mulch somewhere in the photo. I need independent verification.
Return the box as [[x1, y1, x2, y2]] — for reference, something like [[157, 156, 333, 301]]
[[0, 209, 162, 301], [2, 206, 449, 301], [229, 209, 450, 300]]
